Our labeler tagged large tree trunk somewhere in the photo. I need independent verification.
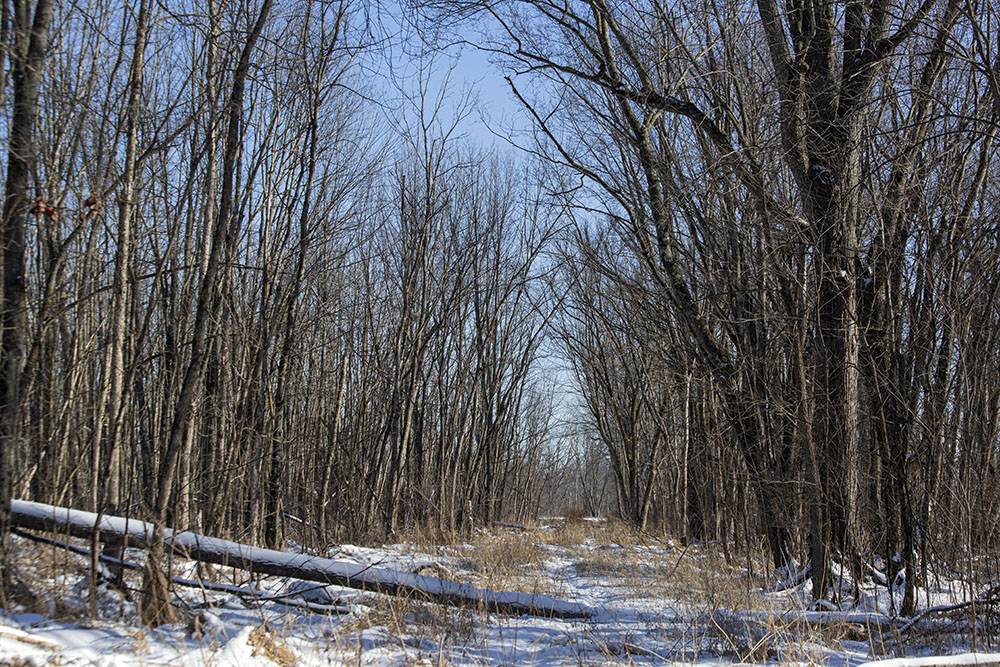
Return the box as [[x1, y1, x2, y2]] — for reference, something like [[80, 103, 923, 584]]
[[0, 0, 55, 606]]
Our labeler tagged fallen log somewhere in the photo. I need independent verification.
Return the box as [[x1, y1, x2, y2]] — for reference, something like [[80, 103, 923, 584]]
[[16, 528, 357, 616], [10, 499, 596, 619]]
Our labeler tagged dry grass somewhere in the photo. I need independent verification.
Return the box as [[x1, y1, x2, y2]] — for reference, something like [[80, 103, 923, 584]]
[[570, 544, 653, 603], [434, 517, 773, 618], [392, 523, 463, 553], [248, 625, 297, 666], [660, 548, 770, 611], [543, 516, 640, 547], [460, 532, 547, 572], [572, 545, 640, 577], [338, 593, 480, 649], [5, 536, 110, 622], [560, 524, 769, 611], [452, 531, 550, 593], [336, 597, 394, 635]]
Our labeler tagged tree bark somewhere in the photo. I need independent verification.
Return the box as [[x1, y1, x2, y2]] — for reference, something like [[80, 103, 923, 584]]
[[0, 0, 55, 605]]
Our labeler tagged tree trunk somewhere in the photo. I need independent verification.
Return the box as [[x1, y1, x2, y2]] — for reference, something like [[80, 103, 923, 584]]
[[144, 0, 273, 624], [0, 0, 55, 605]]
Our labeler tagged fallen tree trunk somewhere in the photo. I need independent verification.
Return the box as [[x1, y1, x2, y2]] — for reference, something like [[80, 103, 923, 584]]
[[15, 528, 353, 615], [10, 500, 596, 619]]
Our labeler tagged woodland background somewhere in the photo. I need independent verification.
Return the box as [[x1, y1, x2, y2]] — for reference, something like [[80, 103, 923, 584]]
[[0, 0, 999, 616]]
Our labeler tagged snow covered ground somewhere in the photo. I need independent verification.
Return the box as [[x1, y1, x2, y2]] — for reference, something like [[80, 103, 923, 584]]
[[0, 519, 997, 666]]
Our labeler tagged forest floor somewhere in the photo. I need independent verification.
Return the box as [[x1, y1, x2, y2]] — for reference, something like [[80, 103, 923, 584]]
[[0, 517, 997, 666]]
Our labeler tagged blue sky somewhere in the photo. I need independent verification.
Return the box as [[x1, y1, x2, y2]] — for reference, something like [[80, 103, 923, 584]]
[[371, 3, 530, 152]]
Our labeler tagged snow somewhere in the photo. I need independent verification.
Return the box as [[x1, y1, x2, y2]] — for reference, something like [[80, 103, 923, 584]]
[[858, 654, 1000, 667], [1, 510, 995, 666], [209, 626, 267, 666]]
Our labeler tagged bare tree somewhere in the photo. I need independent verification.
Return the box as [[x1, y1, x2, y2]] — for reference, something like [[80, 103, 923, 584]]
[[418, 0, 1000, 605], [0, 0, 55, 604]]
